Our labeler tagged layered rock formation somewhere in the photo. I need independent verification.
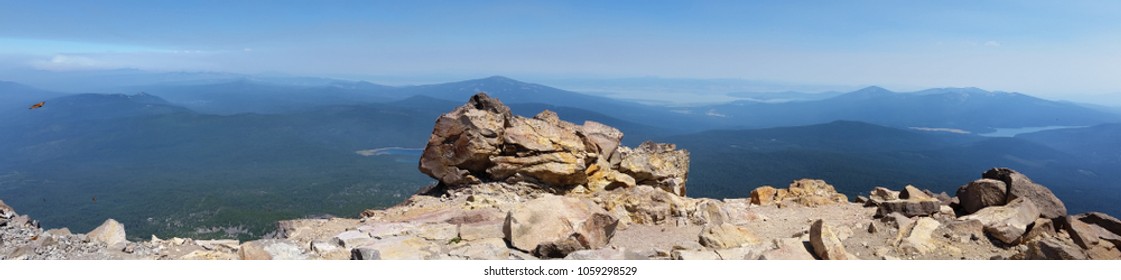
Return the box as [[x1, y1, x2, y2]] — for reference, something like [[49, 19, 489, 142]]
[[418, 93, 689, 196], [2, 93, 1119, 261]]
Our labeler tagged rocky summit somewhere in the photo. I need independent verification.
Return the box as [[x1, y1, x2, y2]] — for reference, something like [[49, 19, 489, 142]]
[[2, 93, 1120, 260]]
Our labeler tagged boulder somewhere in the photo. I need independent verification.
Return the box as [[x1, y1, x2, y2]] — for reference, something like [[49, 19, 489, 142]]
[[869, 187, 900, 202], [945, 219, 985, 242], [594, 185, 689, 225], [617, 142, 690, 196], [238, 239, 307, 260], [876, 199, 941, 217], [767, 179, 848, 207], [1064, 213, 1121, 253], [584, 157, 636, 192], [1021, 218, 1055, 244], [87, 219, 127, 246], [982, 168, 1067, 219], [809, 220, 849, 260], [900, 185, 931, 200], [418, 93, 511, 187], [690, 199, 728, 226], [959, 198, 1041, 244], [750, 186, 778, 205], [899, 217, 941, 255], [698, 223, 760, 249], [1024, 237, 1087, 260], [1072, 212, 1121, 236], [504, 196, 618, 258], [956, 179, 1008, 214], [417, 93, 689, 197]]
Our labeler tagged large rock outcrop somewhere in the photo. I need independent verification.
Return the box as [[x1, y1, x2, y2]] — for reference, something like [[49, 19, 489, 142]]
[[981, 168, 1067, 219], [418, 93, 689, 196], [748, 179, 848, 207]]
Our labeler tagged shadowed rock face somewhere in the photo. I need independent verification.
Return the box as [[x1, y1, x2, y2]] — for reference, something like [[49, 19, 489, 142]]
[[418, 92, 689, 196], [982, 168, 1067, 219]]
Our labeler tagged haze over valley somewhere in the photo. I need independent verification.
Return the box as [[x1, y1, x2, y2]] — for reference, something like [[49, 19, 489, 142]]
[[2, 72, 1120, 240]]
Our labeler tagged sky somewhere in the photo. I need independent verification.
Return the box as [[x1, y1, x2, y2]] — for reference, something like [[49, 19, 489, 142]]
[[1, 0, 1120, 103]]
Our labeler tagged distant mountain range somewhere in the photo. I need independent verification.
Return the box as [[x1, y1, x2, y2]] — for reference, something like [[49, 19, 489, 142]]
[[692, 86, 1121, 133], [2, 75, 1120, 239]]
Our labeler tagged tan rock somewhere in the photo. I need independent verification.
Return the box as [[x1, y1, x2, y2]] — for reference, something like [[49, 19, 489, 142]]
[[900, 185, 932, 200], [594, 185, 689, 225], [419, 93, 510, 186], [899, 217, 941, 255], [869, 187, 900, 202], [809, 220, 849, 260], [417, 223, 458, 241], [758, 238, 815, 260], [87, 219, 127, 246], [617, 142, 690, 196], [585, 157, 636, 192], [691, 199, 728, 226], [750, 186, 778, 205], [238, 239, 307, 260], [1021, 218, 1055, 244], [699, 223, 760, 249], [332, 230, 375, 248], [458, 220, 505, 241], [959, 198, 1040, 244], [504, 196, 618, 257], [449, 238, 509, 260], [353, 236, 435, 260]]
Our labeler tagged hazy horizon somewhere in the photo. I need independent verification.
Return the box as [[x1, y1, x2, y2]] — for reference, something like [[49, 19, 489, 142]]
[[3, 1, 1121, 105]]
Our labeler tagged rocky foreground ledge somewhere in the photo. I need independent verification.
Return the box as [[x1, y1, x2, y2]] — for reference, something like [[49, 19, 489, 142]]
[[3, 93, 1120, 260]]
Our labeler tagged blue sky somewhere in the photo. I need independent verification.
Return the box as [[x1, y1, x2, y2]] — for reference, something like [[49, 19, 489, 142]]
[[1, 0, 1120, 101]]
